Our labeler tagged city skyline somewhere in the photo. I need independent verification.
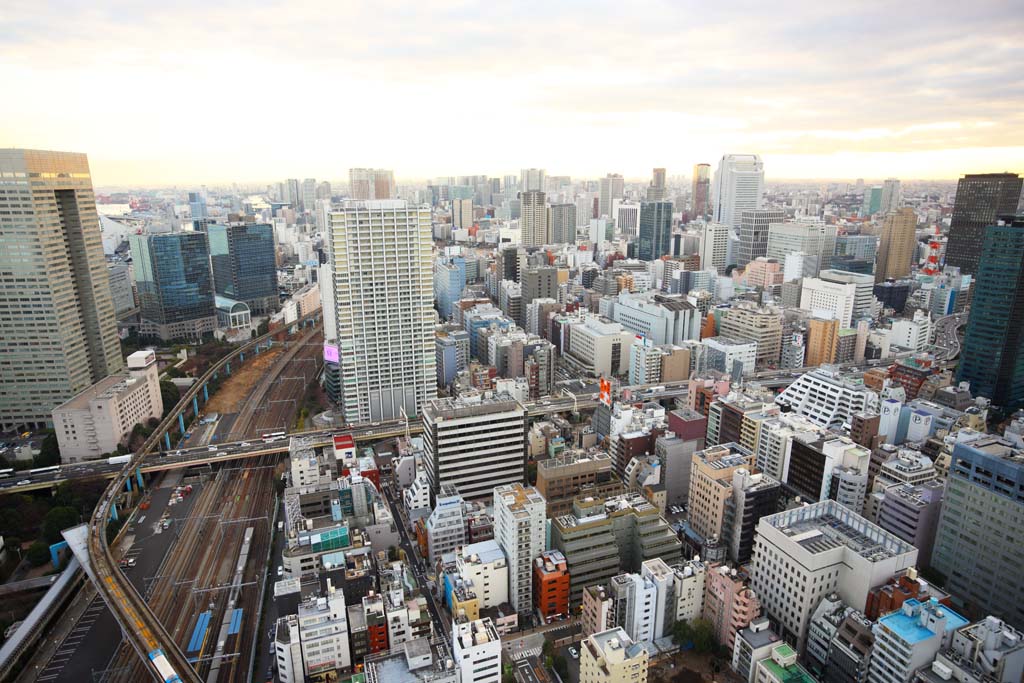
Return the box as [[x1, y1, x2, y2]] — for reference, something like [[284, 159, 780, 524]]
[[2, 1, 1022, 185]]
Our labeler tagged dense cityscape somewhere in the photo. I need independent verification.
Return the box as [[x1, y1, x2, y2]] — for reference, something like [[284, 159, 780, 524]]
[[1, 4, 1023, 682]]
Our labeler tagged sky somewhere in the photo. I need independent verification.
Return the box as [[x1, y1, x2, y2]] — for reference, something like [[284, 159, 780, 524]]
[[2, 0, 1022, 186]]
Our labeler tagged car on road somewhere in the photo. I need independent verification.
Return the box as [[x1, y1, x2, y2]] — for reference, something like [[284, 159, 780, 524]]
[[17, 480, 31, 486], [207, 445, 217, 451], [241, 442, 251, 447], [127, 557, 137, 567], [174, 450, 182, 456], [568, 647, 578, 659], [277, 565, 284, 577]]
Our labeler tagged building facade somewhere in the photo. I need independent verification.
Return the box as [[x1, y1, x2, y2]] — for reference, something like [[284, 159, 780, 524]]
[[130, 231, 217, 341]]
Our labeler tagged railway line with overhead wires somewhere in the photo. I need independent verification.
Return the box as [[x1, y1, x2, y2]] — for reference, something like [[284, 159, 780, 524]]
[[104, 457, 277, 683]]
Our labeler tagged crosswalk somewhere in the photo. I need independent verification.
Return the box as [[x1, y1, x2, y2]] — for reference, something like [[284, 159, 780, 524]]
[[36, 596, 105, 682], [510, 645, 542, 662]]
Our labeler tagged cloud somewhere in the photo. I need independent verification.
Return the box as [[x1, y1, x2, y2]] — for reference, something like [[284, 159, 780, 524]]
[[1, 0, 1022, 184]]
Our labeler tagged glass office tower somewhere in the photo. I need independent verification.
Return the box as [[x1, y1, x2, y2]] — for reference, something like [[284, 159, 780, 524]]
[[130, 232, 216, 341], [207, 223, 279, 314]]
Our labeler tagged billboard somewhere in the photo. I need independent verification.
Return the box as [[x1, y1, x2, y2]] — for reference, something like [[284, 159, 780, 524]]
[[323, 342, 340, 364], [599, 377, 612, 407]]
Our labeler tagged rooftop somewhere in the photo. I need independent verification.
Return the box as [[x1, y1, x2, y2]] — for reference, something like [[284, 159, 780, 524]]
[[878, 598, 968, 645], [53, 370, 149, 411], [424, 394, 524, 421], [764, 500, 916, 562]]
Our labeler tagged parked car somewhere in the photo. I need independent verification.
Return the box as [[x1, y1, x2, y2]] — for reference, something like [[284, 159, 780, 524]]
[[568, 647, 578, 659]]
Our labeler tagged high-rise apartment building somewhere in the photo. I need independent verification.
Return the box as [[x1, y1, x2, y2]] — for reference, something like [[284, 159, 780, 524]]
[[599, 173, 624, 219], [879, 178, 902, 215], [701, 222, 734, 274], [766, 221, 837, 276], [326, 200, 434, 423], [493, 484, 546, 615], [692, 163, 712, 220], [131, 232, 217, 342], [452, 198, 474, 229], [520, 190, 549, 247], [422, 394, 527, 500], [638, 201, 673, 261], [647, 167, 667, 201], [0, 149, 123, 431], [875, 208, 916, 282], [718, 303, 784, 368], [957, 216, 1024, 409], [300, 178, 317, 213], [207, 222, 279, 314], [738, 209, 786, 266], [550, 203, 576, 244], [931, 435, 1024, 626], [348, 168, 395, 200], [520, 168, 546, 192], [713, 154, 765, 229], [945, 173, 1023, 274]]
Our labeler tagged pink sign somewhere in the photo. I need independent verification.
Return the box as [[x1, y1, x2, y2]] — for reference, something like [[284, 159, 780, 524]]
[[323, 343, 339, 364]]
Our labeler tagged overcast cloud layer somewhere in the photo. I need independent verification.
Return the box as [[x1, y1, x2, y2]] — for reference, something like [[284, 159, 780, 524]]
[[2, 0, 1022, 185]]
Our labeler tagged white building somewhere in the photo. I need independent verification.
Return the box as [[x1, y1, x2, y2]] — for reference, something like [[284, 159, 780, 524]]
[[890, 309, 933, 352], [713, 154, 765, 229], [404, 471, 432, 521], [274, 615, 305, 683], [774, 368, 880, 429], [673, 558, 707, 623], [297, 581, 351, 676], [52, 350, 163, 463], [579, 627, 649, 683], [750, 500, 918, 652], [614, 201, 640, 238], [493, 484, 546, 615], [452, 617, 502, 683], [870, 598, 968, 683], [422, 394, 526, 500], [818, 269, 878, 322], [754, 414, 826, 482], [520, 190, 549, 247], [702, 336, 757, 376], [800, 277, 858, 328], [327, 200, 435, 423], [629, 343, 665, 386], [701, 222, 734, 274], [610, 572, 661, 645], [767, 222, 837, 277], [606, 290, 701, 346], [457, 540, 509, 609], [564, 315, 635, 377]]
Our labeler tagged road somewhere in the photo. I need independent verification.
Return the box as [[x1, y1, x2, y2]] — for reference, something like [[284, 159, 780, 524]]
[[930, 312, 967, 361]]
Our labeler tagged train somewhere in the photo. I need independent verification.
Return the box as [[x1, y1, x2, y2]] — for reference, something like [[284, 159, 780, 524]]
[[107, 454, 133, 466], [0, 468, 13, 479], [261, 431, 287, 443], [28, 465, 60, 475], [148, 649, 182, 683]]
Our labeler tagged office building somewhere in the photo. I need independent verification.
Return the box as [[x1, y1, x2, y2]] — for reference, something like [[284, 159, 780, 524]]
[[425, 485, 466, 565], [931, 436, 1024, 626], [834, 234, 879, 275], [579, 628, 648, 683], [713, 154, 765, 229], [326, 200, 435, 423], [774, 365, 879, 430], [422, 395, 526, 500], [562, 315, 635, 377], [452, 618, 501, 683], [875, 208, 917, 282], [750, 500, 918, 652], [493, 484, 546, 616], [738, 209, 786, 266], [521, 266, 558, 307], [701, 336, 757, 376], [207, 222, 278, 314], [536, 450, 625, 518], [700, 222, 733, 274], [131, 231, 216, 341], [876, 480, 945, 568], [520, 190, 549, 247], [607, 291, 701, 345], [767, 221, 837, 276], [615, 201, 640, 238], [550, 203, 577, 244], [957, 215, 1024, 409], [692, 163, 712, 220], [457, 540, 509, 609], [297, 582, 352, 676], [533, 550, 570, 622], [945, 173, 1022, 274], [647, 167, 667, 201], [52, 350, 163, 463], [599, 174, 624, 218], [349, 168, 395, 200], [0, 149, 124, 431], [753, 643, 817, 683], [870, 598, 968, 683], [704, 564, 762, 650], [819, 269, 878, 322], [436, 327, 470, 388], [637, 201, 673, 261], [452, 198, 474, 230], [800, 277, 858, 327], [718, 303, 784, 369]]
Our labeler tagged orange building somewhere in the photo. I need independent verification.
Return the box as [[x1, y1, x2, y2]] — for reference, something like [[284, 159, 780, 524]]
[[806, 317, 839, 366], [864, 567, 953, 620], [533, 550, 570, 622]]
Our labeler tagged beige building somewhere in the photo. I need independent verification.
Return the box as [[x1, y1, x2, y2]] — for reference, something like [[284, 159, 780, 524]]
[[718, 304, 784, 369], [806, 317, 839, 366], [687, 444, 756, 543], [875, 208, 917, 282], [580, 627, 648, 683], [52, 350, 163, 462], [0, 149, 124, 431], [536, 450, 625, 518]]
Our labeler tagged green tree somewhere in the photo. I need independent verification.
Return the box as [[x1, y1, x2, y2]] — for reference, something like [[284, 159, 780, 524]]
[[553, 655, 569, 680], [527, 461, 538, 485], [42, 506, 80, 544], [34, 431, 61, 467], [160, 380, 181, 418], [26, 540, 50, 567], [542, 639, 554, 658], [691, 618, 715, 654], [106, 518, 125, 544]]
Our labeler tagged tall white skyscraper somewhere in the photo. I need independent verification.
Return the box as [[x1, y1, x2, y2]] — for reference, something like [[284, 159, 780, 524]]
[[348, 168, 395, 200], [452, 198, 474, 229], [520, 168, 546, 193], [713, 154, 765, 229], [520, 190, 549, 247], [301, 178, 317, 213], [614, 200, 641, 238], [879, 177, 902, 215], [327, 200, 435, 423], [599, 173, 625, 218], [494, 484, 546, 615], [700, 222, 734, 274]]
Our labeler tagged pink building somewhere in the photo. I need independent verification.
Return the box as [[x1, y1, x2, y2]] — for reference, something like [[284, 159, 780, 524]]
[[703, 563, 761, 650], [742, 257, 784, 290]]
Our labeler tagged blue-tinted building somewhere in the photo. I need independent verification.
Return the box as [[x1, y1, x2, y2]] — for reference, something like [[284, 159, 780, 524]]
[[433, 256, 467, 320], [957, 216, 1024, 409], [637, 201, 673, 261], [206, 223, 279, 314], [129, 232, 216, 341], [833, 234, 877, 275]]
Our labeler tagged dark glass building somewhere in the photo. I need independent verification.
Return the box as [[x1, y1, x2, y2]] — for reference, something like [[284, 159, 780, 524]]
[[206, 223, 279, 314], [130, 232, 216, 341], [944, 173, 1022, 275], [637, 200, 673, 261], [957, 215, 1024, 409]]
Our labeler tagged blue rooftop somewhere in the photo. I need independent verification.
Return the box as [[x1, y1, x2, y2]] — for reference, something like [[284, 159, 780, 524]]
[[878, 598, 968, 644]]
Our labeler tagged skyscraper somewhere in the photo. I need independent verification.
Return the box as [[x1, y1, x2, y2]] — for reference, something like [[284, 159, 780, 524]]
[[637, 201, 673, 261], [647, 168, 667, 201], [737, 209, 785, 266], [452, 198, 474, 229], [282, 178, 300, 207], [206, 222, 279, 313], [130, 232, 217, 342], [348, 168, 396, 200], [879, 178, 902, 215], [520, 190, 549, 247], [957, 215, 1024, 409], [766, 221, 837, 276], [701, 222, 734, 274], [520, 168, 546, 193], [301, 178, 317, 213], [945, 172, 1023, 274], [713, 154, 764, 229], [326, 200, 435, 422], [599, 173, 624, 218], [550, 203, 577, 244], [874, 207, 916, 282], [494, 484, 546, 616], [0, 149, 123, 431], [692, 163, 711, 220]]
